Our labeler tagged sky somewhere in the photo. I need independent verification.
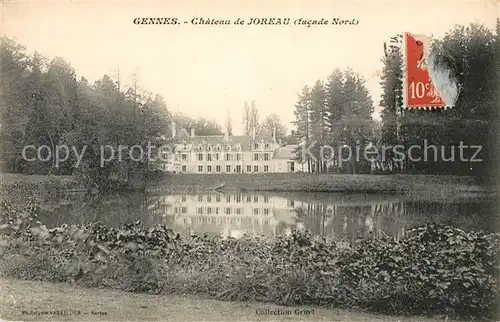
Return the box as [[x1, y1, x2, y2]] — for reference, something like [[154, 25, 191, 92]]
[[2, 0, 497, 135]]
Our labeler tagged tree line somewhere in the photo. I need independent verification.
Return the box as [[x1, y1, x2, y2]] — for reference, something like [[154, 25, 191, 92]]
[[292, 70, 376, 173], [292, 20, 500, 176], [0, 37, 226, 190]]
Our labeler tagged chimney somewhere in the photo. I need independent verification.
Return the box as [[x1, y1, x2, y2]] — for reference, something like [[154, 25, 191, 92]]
[[171, 120, 176, 138], [272, 127, 276, 142], [191, 128, 195, 137], [224, 131, 229, 141], [252, 126, 256, 141]]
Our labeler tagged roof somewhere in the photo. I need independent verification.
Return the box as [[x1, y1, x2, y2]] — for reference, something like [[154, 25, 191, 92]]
[[171, 122, 277, 151], [273, 145, 298, 160]]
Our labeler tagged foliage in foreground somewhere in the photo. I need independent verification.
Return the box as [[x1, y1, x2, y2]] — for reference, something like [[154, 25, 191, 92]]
[[0, 199, 499, 319]]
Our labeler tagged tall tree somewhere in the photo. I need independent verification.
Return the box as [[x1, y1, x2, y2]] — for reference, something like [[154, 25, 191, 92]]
[[242, 100, 260, 135], [261, 113, 287, 142], [379, 35, 404, 148], [292, 86, 312, 172], [172, 112, 223, 136], [309, 80, 328, 172], [225, 108, 233, 135]]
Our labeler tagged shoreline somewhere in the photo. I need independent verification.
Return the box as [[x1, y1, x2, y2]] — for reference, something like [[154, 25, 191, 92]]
[[146, 173, 491, 200], [0, 173, 493, 200]]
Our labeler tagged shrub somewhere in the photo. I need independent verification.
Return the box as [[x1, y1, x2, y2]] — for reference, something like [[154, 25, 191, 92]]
[[0, 199, 498, 319]]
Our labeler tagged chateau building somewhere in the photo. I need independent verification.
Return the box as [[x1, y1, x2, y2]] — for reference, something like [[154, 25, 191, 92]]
[[159, 122, 304, 173]]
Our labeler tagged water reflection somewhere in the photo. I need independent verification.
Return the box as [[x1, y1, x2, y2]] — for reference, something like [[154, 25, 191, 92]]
[[35, 191, 495, 239]]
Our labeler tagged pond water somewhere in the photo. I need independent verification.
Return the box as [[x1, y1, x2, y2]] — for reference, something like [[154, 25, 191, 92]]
[[33, 190, 497, 239]]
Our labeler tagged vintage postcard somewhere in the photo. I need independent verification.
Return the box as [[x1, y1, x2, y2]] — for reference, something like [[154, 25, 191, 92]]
[[0, 0, 499, 321]]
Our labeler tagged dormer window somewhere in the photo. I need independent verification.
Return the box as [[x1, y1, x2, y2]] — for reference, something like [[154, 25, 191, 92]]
[[254, 143, 259, 149], [207, 145, 212, 152], [216, 145, 221, 151], [226, 145, 231, 151], [236, 145, 241, 151], [265, 143, 269, 149], [198, 144, 203, 151]]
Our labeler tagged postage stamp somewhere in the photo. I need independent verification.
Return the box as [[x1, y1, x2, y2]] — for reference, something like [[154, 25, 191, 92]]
[[403, 32, 447, 109]]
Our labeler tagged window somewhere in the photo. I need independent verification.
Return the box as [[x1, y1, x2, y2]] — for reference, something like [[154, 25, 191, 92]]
[[182, 165, 187, 172], [264, 208, 269, 215], [216, 165, 221, 172], [226, 165, 231, 173], [182, 207, 187, 214], [236, 194, 242, 203], [265, 143, 269, 149], [197, 153, 203, 161], [290, 161, 295, 172], [246, 195, 251, 203], [253, 208, 259, 215], [236, 165, 242, 173], [207, 154, 212, 161], [236, 208, 242, 215], [264, 153, 269, 161], [207, 195, 212, 203], [254, 165, 258, 172], [246, 165, 251, 173], [225, 207, 232, 215], [215, 207, 219, 214], [216, 153, 220, 161], [288, 200, 295, 207], [216, 195, 221, 202], [207, 165, 212, 172], [216, 145, 221, 151], [198, 145, 203, 151], [198, 165, 203, 172], [197, 207, 203, 214], [182, 195, 187, 202], [225, 153, 231, 161], [254, 143, 259, 149], [264, 165, 269, 172], [254, 195, 258, 202], [207, 146, 212, 152], [236, 154, 242, 161], [198, 195, 203, 202], [226, 195, 231, 203], [182, 154, 187, 161], [264, 196, 269, 203], [253, 153, 259, 161], [207, 207, 212, 215], [226, 145, 231, 151]]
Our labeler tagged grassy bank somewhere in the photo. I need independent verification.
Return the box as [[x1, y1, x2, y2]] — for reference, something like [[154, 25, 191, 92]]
[[1, 200, 499, 320], [150, 173, 488, 198], [0, 173, 83, 201], [0, 173, 489, 199], [0, 279, 449, 322]]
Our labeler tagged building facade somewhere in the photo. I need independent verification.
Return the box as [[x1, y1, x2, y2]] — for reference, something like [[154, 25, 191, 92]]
[[158, 122, 304, 174]]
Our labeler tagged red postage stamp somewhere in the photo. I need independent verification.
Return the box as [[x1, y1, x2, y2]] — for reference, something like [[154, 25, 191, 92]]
[[403, 32, 446, 109]]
